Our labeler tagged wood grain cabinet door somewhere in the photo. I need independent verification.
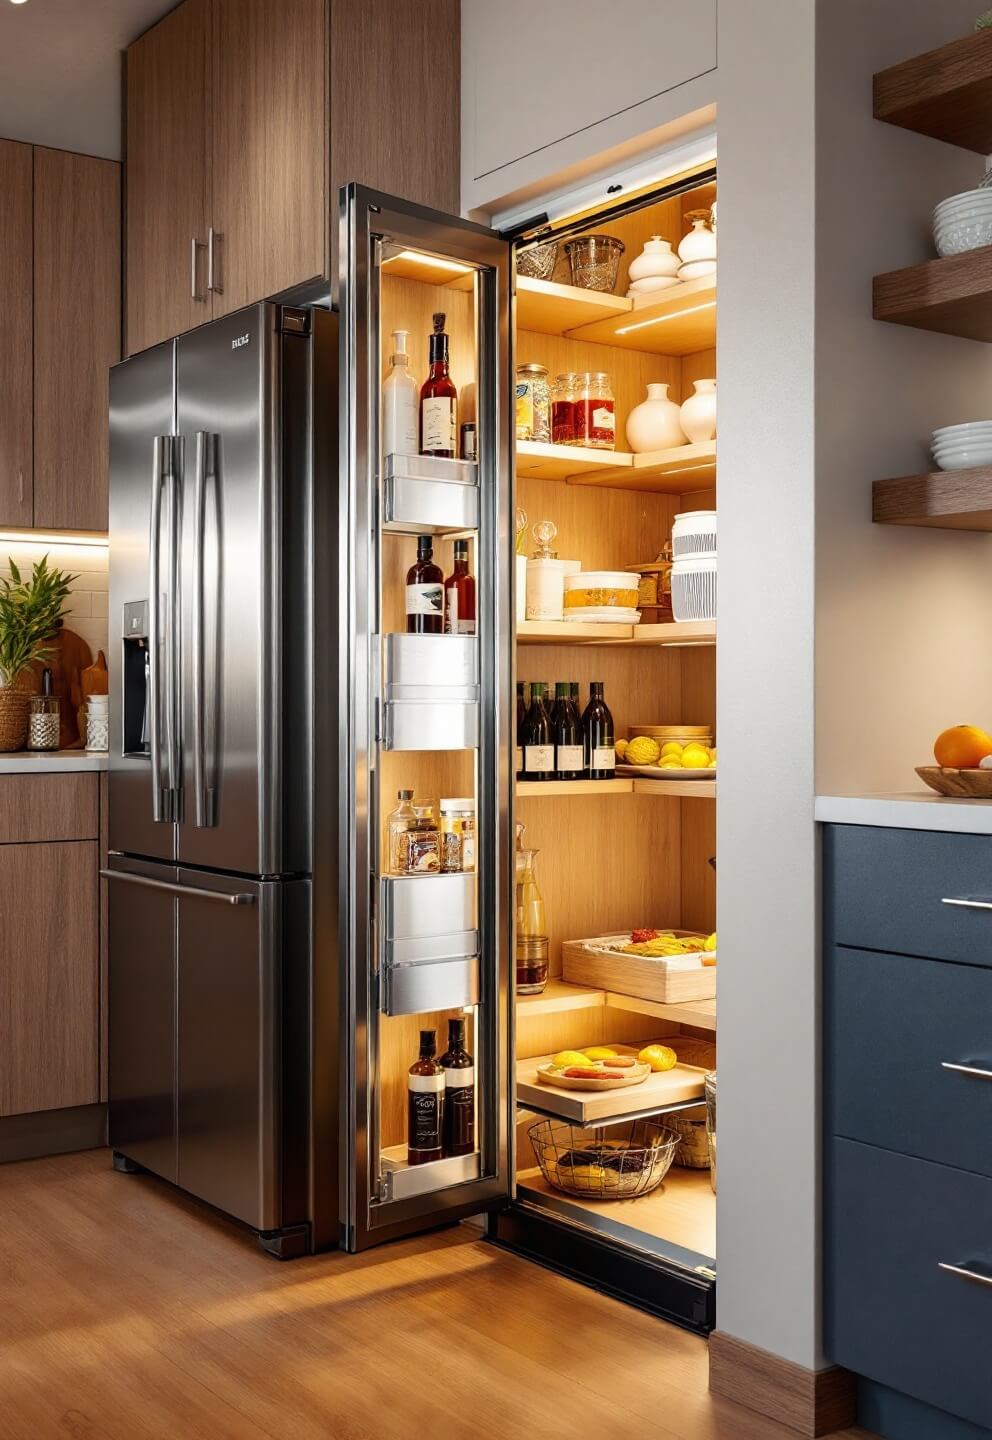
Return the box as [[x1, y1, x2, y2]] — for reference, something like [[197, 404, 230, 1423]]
[[0, 840, 100, 1117], [125, 0, 212, 355], [0, 139, 34, 529], [210, 0, 327, 316], [33, 147, 121, 532]]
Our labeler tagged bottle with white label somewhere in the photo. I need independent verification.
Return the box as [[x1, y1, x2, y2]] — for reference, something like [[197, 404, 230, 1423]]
[[522, 680, 554, 781], [382, 328, 419, 457], [419, 312, 458, 458], [408, 1030, 444, 1165], [439, 1017, 475, 1157], [582, 680, 616, 780], [551, 681, 583, 780], [406, 536, 444, 634]]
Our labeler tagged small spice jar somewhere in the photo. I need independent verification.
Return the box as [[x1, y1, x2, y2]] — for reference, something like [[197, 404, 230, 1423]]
[[27, 669, 59, 751], [404, 804, 441, 873], [439, 797, 476, 873], [574, 372, 616, 449], [515, 363, 551, 442], [551, 373, 578, 445]]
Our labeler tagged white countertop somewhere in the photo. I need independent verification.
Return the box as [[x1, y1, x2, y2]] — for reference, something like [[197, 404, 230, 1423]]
[[0, 750, 108, 774], [816, 792, 992, 835]]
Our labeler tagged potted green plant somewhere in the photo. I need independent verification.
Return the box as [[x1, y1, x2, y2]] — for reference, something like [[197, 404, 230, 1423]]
[[0, 556, 76, 752]]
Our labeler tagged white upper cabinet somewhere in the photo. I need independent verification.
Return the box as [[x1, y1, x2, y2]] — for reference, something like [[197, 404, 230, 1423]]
[[461, 0, 717, 215]]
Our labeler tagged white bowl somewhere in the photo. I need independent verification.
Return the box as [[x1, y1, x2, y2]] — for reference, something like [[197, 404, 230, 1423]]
[[627, 274, 683, 294], [933, 439, 992, 454], [678, 258, 717, 281], [933, 433, 992, 447], [934, 452, 992, 471], [935, 199, 992, 218], [933, 427, 992, 442], [933, 419, 992, 434], [934, 222, 992, 257], [934, 187, 992, 211]]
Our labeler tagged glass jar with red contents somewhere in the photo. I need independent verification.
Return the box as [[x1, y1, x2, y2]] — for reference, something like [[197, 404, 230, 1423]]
[[574, 372, 616, 450], [551, 372, 578, 445]]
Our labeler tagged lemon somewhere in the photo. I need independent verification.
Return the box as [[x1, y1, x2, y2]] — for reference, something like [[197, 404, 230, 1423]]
[[551, 1050, 589, 1068], [681, 745, 712, 769], [709, 747, 718, 765], [638, 1043, 678, 1073], [658, 757, 683, 769], [584, 1045, 617, 1061], [704, 932, 717, 952], [615, 738, 629, 760], [660, 741, 683, 756], [626, 736, 661, 766]]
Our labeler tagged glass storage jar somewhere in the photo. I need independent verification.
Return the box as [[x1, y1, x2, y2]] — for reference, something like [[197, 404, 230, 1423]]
[[439, 797, 476, 873], [573, 372, 616, 450], [404, 804, 441, 873], [551, 373, 578, 445], [515, 363, 550, 443], [27, 681, 60, 751]]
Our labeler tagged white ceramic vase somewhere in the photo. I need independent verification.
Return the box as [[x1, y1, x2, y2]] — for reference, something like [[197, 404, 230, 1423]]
[[680, 379, 717, 443], [628, 235, 680, 281], [625, 382, 685, 452], [678, 217, 717, 265]]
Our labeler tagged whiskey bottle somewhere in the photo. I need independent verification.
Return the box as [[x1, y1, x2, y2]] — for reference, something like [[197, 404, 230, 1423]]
[[439, 1017, 475, 1157], [407, 1030, 444, 1165]]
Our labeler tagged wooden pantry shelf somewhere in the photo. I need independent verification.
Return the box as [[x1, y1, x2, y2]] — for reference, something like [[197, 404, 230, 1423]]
[[569, 440, 716, 493], [516, 980, 605, 1016], [516, 275, 631, 335], [873, 467, 992, 531], [873, 27, 992, 153], [516, 439, 632, 482], [606, 992, 716, 1032], [625, 620, 716, 647], [517, 619, 634, 643], [631, 779, 716, 799], [567, 277, 716, 356], [516, 980, 717, 1032], [873, 246, 992, 342], [516, 779, 632, 796], [516, 1050, 706, 1126]]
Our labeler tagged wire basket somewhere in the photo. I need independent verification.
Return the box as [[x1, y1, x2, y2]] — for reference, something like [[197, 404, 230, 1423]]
[[528, 1117, 679, 1201]]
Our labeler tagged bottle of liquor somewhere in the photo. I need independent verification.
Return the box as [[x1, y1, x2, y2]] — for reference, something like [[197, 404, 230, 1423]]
[[407, 1030, 444, 1165], [439, 1017, 475, 1157], [444, 539, 476, 635], [420, 312, 458, 458], [582, 681, 615, 779], [515, 682, 526, 779], [405, 535, 444, 634], [521, 680, 554, 781], [551, 681, 583, 780]]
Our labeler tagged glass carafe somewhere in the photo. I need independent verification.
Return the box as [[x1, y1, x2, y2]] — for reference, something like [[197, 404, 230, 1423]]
[[516, 843, 549, 995]]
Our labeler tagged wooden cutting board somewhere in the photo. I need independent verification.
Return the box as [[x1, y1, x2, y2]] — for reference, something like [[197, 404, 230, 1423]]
[[24, 627, 93, 749], [516, 1047, 707, 1125]]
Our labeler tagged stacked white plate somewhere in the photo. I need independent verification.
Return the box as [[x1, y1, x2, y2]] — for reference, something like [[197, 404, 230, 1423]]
[[933, 188, 992, 257], [932, 421, 992, 471]]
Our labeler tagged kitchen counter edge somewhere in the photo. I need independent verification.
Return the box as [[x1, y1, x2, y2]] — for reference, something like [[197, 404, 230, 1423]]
[[0, 752, 109, 775], [816, 792, 992, 835]]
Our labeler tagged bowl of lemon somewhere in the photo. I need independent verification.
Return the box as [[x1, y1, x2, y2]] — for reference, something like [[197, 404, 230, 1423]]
[[616, 730, 716, 778]]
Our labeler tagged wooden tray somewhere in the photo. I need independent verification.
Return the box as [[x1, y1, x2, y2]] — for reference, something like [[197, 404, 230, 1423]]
[[916, 765, 992, 799], [518, 1048, 707, 1124], [563, 933, 717, 1004], [535, 1060, 651, 1091]]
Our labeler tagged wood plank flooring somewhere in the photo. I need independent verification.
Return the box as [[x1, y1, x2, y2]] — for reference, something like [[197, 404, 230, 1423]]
[[0, 1150, 873, 1440]]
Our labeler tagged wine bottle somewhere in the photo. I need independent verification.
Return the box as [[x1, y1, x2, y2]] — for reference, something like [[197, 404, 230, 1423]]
[[382, 328, 418, 457], [420, 312, 458, 458], [515, 682, 526, 779], [405, 535, 444, 634], [582, 681, 615, 779], [551, 681, 582, 780], [444, 539, 476, 635], [439, 1017, 475, 1157], [407, 1030, 444, 1165], [522, 681, 554, 782]]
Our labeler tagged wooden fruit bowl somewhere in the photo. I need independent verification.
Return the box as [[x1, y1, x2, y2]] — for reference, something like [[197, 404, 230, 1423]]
[[916, 766, 992, 799]]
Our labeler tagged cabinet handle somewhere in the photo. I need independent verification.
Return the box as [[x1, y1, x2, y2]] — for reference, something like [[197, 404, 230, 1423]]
[[941, 1060, 992, 1080], [941, 896, 992, 911], [207, 226, 223, 294], [16, 468, 24, 507], [938, 1260, 992, 1289], [191, 236, 207, 301], [101, 868, 255, 906]]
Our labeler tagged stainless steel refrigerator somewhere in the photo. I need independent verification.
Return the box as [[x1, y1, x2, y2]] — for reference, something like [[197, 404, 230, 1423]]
[[106, 302, 338, 1258]]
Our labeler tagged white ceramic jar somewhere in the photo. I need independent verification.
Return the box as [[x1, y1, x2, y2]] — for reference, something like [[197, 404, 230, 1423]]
[[678, 217, 717, 265], [625, 382, 685, 452], [680, 379, 717, 443], [628, 235, 680, 281]]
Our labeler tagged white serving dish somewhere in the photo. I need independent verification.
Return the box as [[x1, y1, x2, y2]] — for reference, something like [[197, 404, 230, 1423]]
[[933, 437, 992, 453], [933, 421, 992, 438], [678, 258, 717, 281], [617, 762, 716, 780], [934, 188, 992, 215], [564, 606, 642, 623], [932, 448, 992, 471], [934, 221, 992, 257], [627, 274, 683, 295]]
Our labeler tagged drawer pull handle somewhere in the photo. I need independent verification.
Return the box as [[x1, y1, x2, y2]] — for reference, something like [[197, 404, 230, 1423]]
[[938, 1260, 992, 1289], [941, 896, 992, 911], [941, 1060, 992, 1081]]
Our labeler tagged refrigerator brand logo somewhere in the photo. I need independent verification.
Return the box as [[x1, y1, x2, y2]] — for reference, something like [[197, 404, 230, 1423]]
[[231, 333, 251, 350]]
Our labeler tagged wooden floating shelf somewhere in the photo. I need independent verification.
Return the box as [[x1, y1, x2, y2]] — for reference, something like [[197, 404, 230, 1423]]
[[567, 277, 716, 356], [625, 620, 716, 647], [632, 778, 716, 799], [605, 991, 716, 1032], [516, 979, 605, 1016], [516, 779, 632, 797], [516, 619, 716, 647], [873, 27, 992, 153], [516, 979, 717, 1033], [873, 246, 992, 342], [873, 467, 992, 532], [569, 440, 716, 493], [516, 275, 630, 335], [516, 439, 630, 483]]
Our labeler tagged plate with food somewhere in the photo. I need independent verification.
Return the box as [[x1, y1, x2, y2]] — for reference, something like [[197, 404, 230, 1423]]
[[536, 1050, 652, 1092]]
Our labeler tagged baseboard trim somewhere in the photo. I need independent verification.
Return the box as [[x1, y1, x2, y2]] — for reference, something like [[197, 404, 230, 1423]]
[[709, 1330, 857, 1438], [0, 1103, 107, 1165]]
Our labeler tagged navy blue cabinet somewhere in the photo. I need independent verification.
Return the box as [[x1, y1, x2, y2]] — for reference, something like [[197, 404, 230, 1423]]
[[824, 825, 992, 1439]]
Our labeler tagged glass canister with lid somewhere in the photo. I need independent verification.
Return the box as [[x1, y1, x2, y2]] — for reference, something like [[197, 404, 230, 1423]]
[[573, 372, 616, 449], [515, 362, 551, 442], [439, 797, 476, 873], [551, 373, 579, 445]]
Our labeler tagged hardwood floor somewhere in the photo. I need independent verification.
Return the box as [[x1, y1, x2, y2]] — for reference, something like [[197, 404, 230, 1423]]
[[0, 1150, 874, 1440]]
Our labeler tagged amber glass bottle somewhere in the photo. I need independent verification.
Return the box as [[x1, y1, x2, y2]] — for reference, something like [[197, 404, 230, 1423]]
[[419, 312, 458, 458], [406, 535, 444, 634], [439, 1017, 475, 1157]]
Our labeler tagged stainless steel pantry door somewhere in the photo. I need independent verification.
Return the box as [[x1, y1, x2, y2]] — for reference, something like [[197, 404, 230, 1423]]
[[339, 185, 513, 1250], [175, 306, 281, 877]]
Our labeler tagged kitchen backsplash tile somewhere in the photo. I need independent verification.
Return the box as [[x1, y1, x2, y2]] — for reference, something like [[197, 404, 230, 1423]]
[[0, 539, 109, 665]]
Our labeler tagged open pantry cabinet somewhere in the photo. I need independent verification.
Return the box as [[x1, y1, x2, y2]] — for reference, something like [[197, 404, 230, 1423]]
[[336, 168, 718, 1330]]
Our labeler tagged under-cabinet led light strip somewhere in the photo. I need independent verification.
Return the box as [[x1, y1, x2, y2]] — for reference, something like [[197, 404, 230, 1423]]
[[614, 299, 716, 338], [0, 531, 108, 549], [384, 250, 473, 275]]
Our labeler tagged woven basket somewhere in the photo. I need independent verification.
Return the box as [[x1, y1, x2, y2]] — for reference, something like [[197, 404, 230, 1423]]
[[0, 687, 30, 752], [668, 1106, 711, 1169]]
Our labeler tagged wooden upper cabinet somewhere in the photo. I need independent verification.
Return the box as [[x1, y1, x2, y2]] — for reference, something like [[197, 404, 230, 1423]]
[[126, 0, 211, 355], [33, 147, 121, 532], [211, 0, 326, 316], [0, 140, 34, 529]]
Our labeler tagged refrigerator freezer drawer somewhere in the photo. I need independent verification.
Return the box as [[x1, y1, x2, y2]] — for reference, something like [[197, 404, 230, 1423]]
[[379, 1146, 482, 1202], [382, 954, 480, 1016], [383, 700, 479, 751], [383, 633, 478, 699], [383, 453, 479, 536]]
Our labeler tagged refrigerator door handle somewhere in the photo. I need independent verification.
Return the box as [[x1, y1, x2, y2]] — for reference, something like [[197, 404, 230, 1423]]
[[191, 431, 216, 827], [100, 867, 256, 906], [164, 436, 184, 817], [148, 436, 179, 823]]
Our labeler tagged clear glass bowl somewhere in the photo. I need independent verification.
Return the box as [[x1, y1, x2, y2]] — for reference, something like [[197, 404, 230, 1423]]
[[517, 240, 559, 280], [564, 234, 625, 293]]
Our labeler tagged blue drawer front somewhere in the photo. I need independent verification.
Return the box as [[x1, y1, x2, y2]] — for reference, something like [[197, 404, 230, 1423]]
[[824, 825, 992, 966], [827, 1138, 992, 1432], [826, 946, 992, 1178]]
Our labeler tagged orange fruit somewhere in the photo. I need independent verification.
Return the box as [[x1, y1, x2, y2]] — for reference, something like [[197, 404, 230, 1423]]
[[933, 725, 992, 769], [637, 1043, 678, 1073]]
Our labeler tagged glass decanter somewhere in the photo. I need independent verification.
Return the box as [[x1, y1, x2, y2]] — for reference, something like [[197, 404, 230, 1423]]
[[515, 824, 549, 996]]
